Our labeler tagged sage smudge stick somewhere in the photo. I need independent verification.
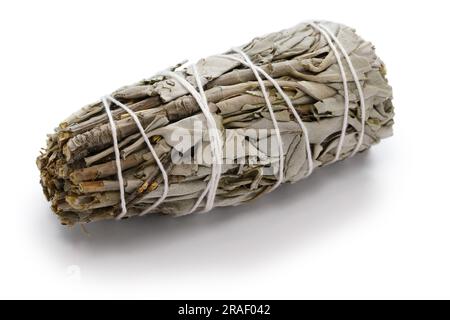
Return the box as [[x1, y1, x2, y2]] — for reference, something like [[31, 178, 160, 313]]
[[37, 21, 394, 225]]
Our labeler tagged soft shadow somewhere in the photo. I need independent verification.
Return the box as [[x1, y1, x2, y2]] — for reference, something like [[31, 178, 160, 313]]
[[43, 151, 380, 276]]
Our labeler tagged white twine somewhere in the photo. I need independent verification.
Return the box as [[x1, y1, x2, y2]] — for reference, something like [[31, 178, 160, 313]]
[[157, 67, 222, 213], [102, 97, 127, 217], [312, 22, 366, 157], [102, 95, 169, 219], [102, 20, 366, 218], [230, 47, 285, 190], [309, 22, 350, 162], [190, 65, 223, 213], [216, 51, 314, 178]]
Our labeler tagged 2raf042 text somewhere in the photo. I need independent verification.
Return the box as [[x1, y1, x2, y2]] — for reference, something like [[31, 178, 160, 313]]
[[178, 304, 271, 317]]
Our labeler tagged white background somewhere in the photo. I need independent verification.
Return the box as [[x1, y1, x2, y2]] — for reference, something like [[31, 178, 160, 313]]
[[0, 0, 449, 299]]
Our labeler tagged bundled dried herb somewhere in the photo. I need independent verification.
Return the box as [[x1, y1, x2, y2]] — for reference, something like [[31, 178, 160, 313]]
[[37, 21, 394, 225]]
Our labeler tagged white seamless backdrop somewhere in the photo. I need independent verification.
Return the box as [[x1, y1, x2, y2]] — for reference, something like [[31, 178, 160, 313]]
[[0, 0, 448, 299]]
